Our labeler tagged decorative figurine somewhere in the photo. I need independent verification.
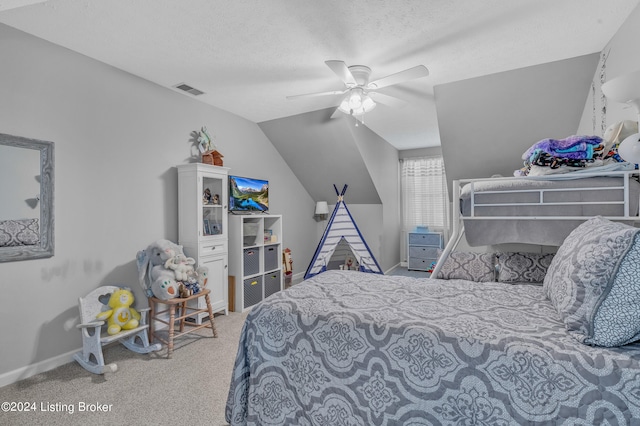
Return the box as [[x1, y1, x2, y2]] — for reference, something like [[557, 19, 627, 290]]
[[203, 188, 213, 204]]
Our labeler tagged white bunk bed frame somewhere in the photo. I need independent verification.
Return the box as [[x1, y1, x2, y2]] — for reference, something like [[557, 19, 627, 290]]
[[431, 170, 640, 277]]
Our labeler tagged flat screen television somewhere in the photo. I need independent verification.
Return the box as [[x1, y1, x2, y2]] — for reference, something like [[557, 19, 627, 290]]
[[229, 175, 269, 213]]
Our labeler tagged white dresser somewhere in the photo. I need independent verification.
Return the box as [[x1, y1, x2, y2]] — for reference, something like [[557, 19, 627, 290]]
[[407, 232, 443, 271]]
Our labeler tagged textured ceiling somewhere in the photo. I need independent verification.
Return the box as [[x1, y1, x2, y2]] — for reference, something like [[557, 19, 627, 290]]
[[0, 0, 638, 149]]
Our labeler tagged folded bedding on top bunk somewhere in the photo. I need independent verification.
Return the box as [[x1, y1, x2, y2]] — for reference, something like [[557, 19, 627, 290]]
[[226, 269, 640, 425], [459, 175, 640, 246]]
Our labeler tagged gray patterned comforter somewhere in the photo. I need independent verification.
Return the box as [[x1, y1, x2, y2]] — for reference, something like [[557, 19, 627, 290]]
[[225, 270, 640, 425]]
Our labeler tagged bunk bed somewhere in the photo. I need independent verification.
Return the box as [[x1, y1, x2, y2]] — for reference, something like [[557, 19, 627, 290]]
[[225, 170, 640, 425], [432, 169, 640, 276]]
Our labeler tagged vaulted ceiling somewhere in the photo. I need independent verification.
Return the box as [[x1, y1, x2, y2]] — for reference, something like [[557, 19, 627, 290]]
[[1, 0, 637, 150]]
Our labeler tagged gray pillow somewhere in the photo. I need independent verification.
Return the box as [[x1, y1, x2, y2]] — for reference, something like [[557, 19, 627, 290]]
[[543, 216, 640, 347], [435, 250, 496, 282], [496, 252, 555, 284]]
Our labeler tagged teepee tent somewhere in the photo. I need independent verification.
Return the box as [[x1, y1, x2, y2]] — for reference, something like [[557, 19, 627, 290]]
[[305, 185, 383, 279]]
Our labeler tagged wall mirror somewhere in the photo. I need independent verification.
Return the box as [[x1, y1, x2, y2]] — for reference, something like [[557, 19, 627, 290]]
[[0, 133, 54, 262]]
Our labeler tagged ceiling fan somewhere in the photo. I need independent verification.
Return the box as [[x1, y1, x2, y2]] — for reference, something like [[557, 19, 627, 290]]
[[287, 60, 429, 119]]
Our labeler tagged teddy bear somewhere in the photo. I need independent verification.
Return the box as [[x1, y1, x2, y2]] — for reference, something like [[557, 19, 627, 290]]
[[178, 282, 193, 298], [95, 288, 141, 335], [164, 253, 196, 282]]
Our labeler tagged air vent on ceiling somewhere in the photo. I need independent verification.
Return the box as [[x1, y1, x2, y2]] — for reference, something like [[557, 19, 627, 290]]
[[174, 83, 205, 96]]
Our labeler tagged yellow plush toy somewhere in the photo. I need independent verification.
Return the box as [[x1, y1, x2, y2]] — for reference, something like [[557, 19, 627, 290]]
[[96, 288, 141, 335]]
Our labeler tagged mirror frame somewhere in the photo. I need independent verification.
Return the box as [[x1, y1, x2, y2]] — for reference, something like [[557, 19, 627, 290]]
[[0, 133, 54, 262]]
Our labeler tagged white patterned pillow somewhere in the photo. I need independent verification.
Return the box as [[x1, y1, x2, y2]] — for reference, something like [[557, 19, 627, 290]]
[[0, 219, 40, 247], [435, 251, 496, 282], [543, 216, 640, 347], [496, 252, 555, 284]]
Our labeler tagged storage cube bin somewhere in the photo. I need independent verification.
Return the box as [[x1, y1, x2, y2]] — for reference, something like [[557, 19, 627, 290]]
[[243, 248, 260, 276], [243, 276, 263, 309], [264, 245, 279, 271], [264, 270, 281, 299]]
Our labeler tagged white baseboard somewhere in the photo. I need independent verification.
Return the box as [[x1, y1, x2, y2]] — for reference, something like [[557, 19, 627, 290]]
[[385, 263, 401, 275], [0, 349, 78, 388], [291, 272, 305, 284], [0, 321, 172, 388]]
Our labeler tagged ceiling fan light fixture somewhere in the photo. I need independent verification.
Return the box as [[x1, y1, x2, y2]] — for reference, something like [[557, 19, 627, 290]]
[[338, 90, 376, 116], [360, 95, 376, 113], [348, 88, 363, 109]]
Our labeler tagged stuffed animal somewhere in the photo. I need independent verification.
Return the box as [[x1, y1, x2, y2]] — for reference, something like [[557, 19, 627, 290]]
[[137, 239, 210, 299], [178, 282, 193, 298], [603, 120, 638, 159], [203, 188, 213, 205], [164, 253, 196, 282], [137, 239, 183, 298], [151, 277, 179, 300], [96, 288, 141, 335], [196, 266, 209, 288]]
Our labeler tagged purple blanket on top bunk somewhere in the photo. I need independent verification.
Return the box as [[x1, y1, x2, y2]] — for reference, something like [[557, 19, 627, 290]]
[[523, 135, 602, 161]]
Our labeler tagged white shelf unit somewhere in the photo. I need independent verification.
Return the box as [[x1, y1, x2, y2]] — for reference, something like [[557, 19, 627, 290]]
[[229, 214, 283, 311], [177, 163, 230, 323], [407, 231, 443, 271]]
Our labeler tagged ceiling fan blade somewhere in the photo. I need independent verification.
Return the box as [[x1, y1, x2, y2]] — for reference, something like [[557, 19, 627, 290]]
[[325, 60, 357, 87], [286, 89, 347, 100], [367, 65, 429, 89], [369, 91, 407, 108]]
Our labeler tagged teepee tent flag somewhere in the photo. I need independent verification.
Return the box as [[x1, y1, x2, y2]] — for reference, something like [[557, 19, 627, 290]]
[[305, 185, 383, 279]]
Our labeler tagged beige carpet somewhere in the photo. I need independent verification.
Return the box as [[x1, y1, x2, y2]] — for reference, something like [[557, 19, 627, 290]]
[[0, 311, 249, 426]]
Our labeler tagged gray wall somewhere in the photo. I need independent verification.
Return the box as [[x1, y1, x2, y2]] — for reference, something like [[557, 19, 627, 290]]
[[259, 109, 381, 205], [435, 2, 640, 255], [0, 23, 316, 380], [260, 108, 401, 272], [577, 4, 640, 135], [348, 122, 401, 272], [435, 53, 599, 194], [399, 146, 442, 159]]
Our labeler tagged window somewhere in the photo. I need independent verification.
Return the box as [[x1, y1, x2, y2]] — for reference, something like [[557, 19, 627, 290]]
[[400, 156, 450, 258]]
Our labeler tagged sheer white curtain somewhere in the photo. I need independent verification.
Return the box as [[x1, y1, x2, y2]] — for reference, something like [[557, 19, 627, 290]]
[[400, 156, 450, 262]]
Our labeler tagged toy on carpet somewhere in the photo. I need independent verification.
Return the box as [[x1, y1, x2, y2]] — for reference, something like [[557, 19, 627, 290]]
[[96, 288, 141, 335]]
